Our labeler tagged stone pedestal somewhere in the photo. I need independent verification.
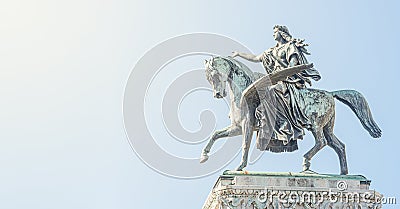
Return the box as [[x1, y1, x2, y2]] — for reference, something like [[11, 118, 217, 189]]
[[202, 171, 382, 209]]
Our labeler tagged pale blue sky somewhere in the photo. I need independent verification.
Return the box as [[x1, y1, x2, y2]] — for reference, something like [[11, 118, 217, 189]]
[[0, 0, 399, 208]]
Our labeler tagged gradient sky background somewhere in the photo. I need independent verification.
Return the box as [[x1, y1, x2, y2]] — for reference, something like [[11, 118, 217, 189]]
[[1, 0, 399, 208]]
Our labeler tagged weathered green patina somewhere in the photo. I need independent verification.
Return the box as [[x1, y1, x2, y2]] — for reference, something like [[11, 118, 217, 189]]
[[200, 25, 381, 175]]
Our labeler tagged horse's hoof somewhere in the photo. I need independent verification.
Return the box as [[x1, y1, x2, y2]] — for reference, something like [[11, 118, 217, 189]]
[[302, 158, 311, 171], [200, 154, 209, 163], [301, 169, 318, 174], [235, 165, 245, 171]]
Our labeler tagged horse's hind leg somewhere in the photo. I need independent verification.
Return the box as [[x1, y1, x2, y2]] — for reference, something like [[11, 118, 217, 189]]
[[200, 125, 241, 163], [236, 118, 254, 171], [326, 133, 348, 175], [323, 118, 348, 175], [303, 128, 327, 172]]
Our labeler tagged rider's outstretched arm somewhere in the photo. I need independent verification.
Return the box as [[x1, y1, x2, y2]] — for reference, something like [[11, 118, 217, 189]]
[[232, 51, 263, 63]]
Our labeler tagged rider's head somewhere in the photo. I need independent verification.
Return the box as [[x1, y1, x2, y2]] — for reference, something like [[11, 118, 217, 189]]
[[273, 25, 292, 43]]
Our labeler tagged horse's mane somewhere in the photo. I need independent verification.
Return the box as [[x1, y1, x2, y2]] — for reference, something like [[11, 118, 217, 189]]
[[214, 56, 258, 82]]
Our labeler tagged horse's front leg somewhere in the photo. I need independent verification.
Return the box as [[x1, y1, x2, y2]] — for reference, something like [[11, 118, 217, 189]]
[[200, 125, 241, 163], [236, 118, 254, 171]]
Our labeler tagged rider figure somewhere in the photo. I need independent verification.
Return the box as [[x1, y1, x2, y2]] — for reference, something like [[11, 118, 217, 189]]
[[232, 25, 321, 152]]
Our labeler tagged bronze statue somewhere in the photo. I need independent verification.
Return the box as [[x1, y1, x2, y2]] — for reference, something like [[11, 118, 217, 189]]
[[200, 25, 381, 175]]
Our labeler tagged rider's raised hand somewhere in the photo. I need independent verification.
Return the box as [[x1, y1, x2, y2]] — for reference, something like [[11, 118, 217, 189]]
[[231, 51, 239, 58]]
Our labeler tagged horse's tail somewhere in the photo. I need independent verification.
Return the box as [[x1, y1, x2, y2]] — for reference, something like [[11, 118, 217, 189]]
[[331, 90, 382, 138]]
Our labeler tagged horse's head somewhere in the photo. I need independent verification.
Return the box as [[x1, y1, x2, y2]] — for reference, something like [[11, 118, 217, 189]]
[[204, 57, 230, 99]]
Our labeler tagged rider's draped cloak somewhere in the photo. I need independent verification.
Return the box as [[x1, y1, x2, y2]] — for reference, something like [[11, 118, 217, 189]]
[[255, 39, 321, 152]]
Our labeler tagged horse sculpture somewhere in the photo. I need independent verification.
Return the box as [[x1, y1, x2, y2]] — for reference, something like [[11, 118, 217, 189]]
[[200, 56, 381, 175]]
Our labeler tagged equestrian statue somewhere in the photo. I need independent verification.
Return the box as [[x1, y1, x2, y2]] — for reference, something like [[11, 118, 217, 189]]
[[199, 25, 381, 175]]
